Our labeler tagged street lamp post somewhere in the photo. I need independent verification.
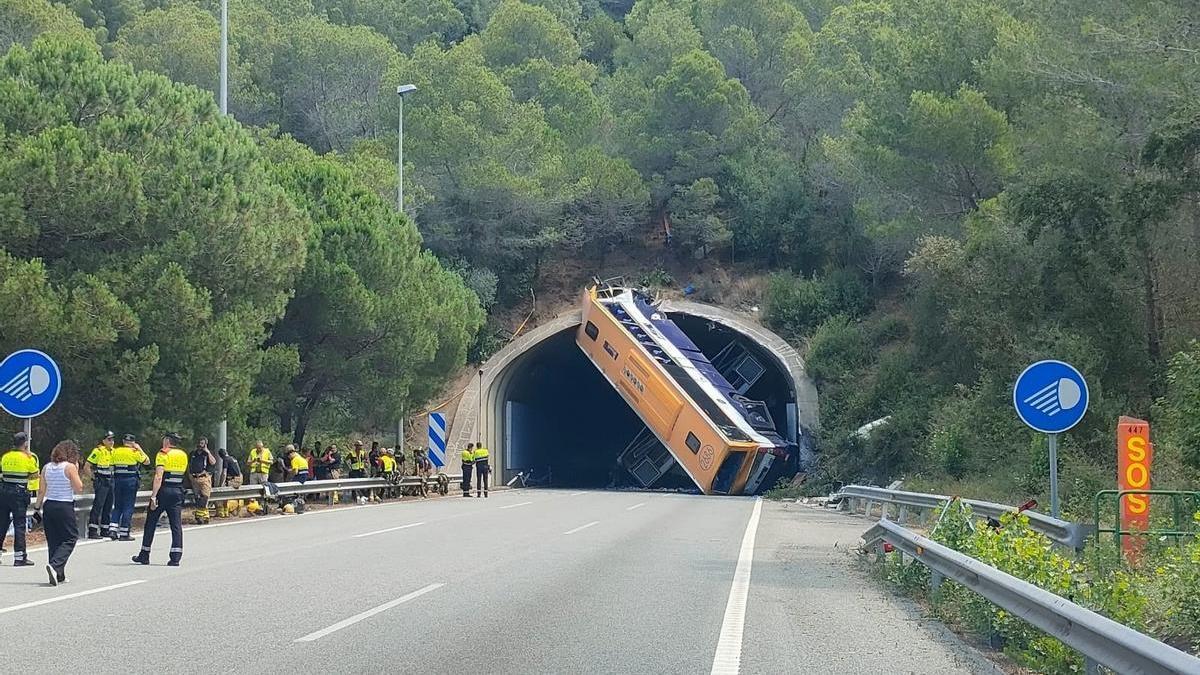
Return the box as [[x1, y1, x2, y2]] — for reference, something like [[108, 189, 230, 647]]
[[219, 0, 228, 115], [216, 0, 230, 455], [395, 84, 417, 453], [396, 84, 417, 212]]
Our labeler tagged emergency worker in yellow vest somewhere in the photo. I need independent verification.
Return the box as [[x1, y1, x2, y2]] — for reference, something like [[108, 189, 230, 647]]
[[108, 434, 149, 541], [0, 432, 38, 566], [83, 431, 116, 538], [473, 441, 490, 498], [132, 433, 188, 567], [460, 443, 474, 497], [247, 441, 273, 485], [287, 445, 309, 483]]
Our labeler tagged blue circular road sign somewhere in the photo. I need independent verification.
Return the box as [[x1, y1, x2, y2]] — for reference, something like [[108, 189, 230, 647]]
[[0, 349, 62, 419], [1013, 360, 1089, 434]]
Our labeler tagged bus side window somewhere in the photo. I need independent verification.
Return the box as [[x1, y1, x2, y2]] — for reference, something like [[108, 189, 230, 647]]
[[685, 432, 701, 454], [584, 321, 599, 341]]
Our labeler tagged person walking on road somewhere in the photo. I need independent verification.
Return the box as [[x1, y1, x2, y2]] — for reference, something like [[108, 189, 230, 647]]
[[247, 441, 273, 485], [188, 437, 216, 524], [0, 431, 38, 566], [473, 441, 490, 498], [108, 435, 149, 541], [83, 431, 115, 539], [35, 440, 84, 585], [460, 443, 474, 497], [132, 433, 188, 567]]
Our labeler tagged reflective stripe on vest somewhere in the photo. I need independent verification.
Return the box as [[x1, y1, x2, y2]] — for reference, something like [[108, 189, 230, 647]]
[[158, 448, 189, 484], [473, 447, 489, 461]]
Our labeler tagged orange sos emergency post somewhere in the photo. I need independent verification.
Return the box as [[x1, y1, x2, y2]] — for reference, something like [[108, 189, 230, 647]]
[[1116, 416, 1152, 561]]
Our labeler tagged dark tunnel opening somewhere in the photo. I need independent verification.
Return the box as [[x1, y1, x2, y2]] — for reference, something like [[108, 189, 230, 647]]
[[499, 316, 797, 491]]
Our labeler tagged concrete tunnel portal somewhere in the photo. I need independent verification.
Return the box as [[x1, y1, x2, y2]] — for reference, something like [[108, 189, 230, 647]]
[[448, 300, 819, 492]]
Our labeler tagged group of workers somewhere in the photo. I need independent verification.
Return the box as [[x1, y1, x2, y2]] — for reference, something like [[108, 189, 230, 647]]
[[2, 430, 189, 576], [459, 442, 490, 498], [4, 430, 462, 577]]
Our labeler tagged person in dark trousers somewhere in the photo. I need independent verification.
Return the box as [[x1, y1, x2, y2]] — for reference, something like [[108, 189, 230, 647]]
[[215, 449, 243, 518], [1, 431, 38, 566], [83, 431, 115, 539], [473, 441, 490, 498], [109, 434, 149, 541], [460, 443, 475, 497], [35, 440, 84, 585], [188, 437, 216, 524], [368, 441, 382, 477], [132, 433, 189, 567]]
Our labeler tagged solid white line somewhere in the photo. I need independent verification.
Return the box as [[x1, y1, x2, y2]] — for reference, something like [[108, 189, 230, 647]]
[[499, 501, 533, 510], [0, 580, 146, 616], [563, 521, 599, 535], [569, 491, 587, 496], [353, 522, 426, 538], [295, 583, 444, 642], [710, 497, 763, 675], [626, 502, 646, 511]]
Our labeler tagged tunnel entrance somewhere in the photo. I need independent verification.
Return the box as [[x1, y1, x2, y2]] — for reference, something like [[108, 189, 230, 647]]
[[492, 313, 800, 490]]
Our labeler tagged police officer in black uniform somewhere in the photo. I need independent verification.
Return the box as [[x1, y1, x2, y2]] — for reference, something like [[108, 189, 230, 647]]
[[132, 432, 188, 567]]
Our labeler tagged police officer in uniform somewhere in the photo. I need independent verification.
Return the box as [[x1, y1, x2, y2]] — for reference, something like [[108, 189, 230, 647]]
[[460, 443, 474, 497], [473, 441, 490, 498], [0, 432, 38, 566], [132, 433, 188, 567], [109, 434, 149, 541], [84, 431, 116, 538]]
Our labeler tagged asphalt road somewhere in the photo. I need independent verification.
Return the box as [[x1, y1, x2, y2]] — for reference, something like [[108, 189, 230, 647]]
[[0, 490, 997, 674]]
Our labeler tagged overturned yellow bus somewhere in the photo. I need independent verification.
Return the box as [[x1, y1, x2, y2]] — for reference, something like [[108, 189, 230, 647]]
[[576, 284, 791, 495]]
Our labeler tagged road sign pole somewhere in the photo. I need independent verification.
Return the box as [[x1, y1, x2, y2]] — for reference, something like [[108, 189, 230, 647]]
[[23, 417, 31, 450], [1048, 433, 1059, 518]]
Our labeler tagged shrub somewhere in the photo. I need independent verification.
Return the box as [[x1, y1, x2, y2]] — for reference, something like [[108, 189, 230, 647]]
[[806, 315, 871, 383], [763, 273, 828, 336]]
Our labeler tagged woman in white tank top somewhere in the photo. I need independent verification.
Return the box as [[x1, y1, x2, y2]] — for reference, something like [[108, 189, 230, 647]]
[[35, 440, 83, 586]]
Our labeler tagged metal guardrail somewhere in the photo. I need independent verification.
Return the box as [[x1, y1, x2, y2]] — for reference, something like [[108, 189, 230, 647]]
[[839, 485, 1093, 550], [15, 476, 463, 529], [862, 519, 1200, 675]]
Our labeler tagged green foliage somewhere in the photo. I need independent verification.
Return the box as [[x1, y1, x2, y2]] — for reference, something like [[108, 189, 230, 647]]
[[0, 0, 97, 52], [0, 37, 308, 440], [1156, 343, 1200, 471], [881, 503, 1200, 670], [806, 316, 869, 384]]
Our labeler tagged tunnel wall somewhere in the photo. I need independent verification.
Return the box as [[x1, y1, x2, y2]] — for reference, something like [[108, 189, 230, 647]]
[[445, 302, 819, 482]]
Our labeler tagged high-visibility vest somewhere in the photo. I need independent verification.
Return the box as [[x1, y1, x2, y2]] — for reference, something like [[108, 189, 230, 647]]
[[380, 455, 396, 473], [0, 450, 36, 487], [112, 445, 149, 475], [249, 448, 273, 474], [88, 445, 114, 476], [157, 448, 189, 484], [473, 446, 489, 462], [289, 454, 308, 473], [461, 449, 474, 465], [27, 452, 39, 492], [348, 450, 366, 470]]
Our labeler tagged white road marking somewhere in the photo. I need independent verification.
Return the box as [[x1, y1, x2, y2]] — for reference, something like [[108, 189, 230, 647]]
[[295, 583, 444, 642], [710, 497, 763, 675], [0, 580, 146, 616], [352, 522, 426, 538], [626, 502, 646, 511], [563, 521, 599, 535], [569, 491, 588, 496], [499, 501, 533, 510]]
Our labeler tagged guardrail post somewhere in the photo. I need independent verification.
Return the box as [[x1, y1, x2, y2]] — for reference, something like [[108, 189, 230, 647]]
[[865, 501, 876, 518], [898, 505, 908, 524], [929, 570, 943, 594]]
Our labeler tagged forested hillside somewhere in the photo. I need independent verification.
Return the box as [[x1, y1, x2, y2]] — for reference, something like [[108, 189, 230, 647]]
[[1, 0, 1198, 500]]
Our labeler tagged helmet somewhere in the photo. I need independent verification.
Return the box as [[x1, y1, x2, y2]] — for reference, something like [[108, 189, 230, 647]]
[[283, 503, 295, 514], [246, 500, 261, 514]]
